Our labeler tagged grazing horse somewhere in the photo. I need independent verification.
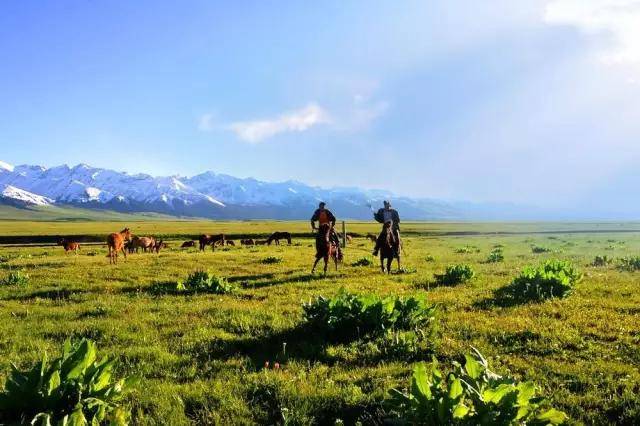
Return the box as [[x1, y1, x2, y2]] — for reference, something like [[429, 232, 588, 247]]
[[57, 238, 80, 254], [375, 222, 401, 274], [241, 239, 255, 246], [199, 234, 225, 251], [107, 228, 132, 265], [312, 223, 342, 274], [153, 240, 168, 253], [225, 240, 236, 246], [181, 240, 196, 248], [267, 231, 292, 245], [130, 236, 156, 253], [255, 239, 268, 245]]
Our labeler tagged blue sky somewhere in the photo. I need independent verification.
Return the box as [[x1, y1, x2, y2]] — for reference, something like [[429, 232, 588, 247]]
[[2, 1, 640, 212]]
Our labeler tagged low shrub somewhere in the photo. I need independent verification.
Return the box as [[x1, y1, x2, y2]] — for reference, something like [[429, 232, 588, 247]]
[[618, 256, 640, 271], [507, 260, 581, 301], [434, 264, 475, 286], [486, 248, 504, 263], [591, 255, 613, 267], [0, 339, 136, 425], [1, 270, 29, 286], [261, 256, 283, 264], [455, 246, 479, 254], [387, 347, 567, 425], [176, 271, 236, 294], [302, 289, 438, 341], [531, 245, 552, 254], [351, 257, 374, 267]]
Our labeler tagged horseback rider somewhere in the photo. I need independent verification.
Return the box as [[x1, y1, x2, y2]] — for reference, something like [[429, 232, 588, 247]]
[[311, 202, 342, 254], [373, 200, 400, 256]]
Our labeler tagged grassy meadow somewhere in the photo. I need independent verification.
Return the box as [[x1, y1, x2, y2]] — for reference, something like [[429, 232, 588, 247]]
[[0, 220, 639, 424]]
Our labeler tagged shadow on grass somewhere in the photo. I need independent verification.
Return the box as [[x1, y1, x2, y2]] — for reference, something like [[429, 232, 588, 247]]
[[242, 272, 336, 289], [2, 287, 87, 302], [473, 285, 542, 309]]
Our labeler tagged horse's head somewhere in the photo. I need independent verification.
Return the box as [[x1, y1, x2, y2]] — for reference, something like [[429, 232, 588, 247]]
[[121, 228, 132, 241]]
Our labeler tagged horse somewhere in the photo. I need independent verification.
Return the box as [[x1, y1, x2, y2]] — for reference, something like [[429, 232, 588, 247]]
[[346, 234, 353, 243], [181, 240, 196, 248], [376, 223, 401, 274], [267, 231, 292, 245], [57, 238, 80, 254], [225, 240, 236, 246], [153, 240, 168, 253], [199, 234, 225, 251], [130, 236, 156, 253], [241, 239, 255, 246], [312, 223, 342, 274], [107, 228, 132, 265]]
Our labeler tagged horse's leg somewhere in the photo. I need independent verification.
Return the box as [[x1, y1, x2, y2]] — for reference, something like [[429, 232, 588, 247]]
[[387, 257, 392, 274], [323, 255, 328, 274], [396, 254, 401, 271], [380, 254, 385, 273], [121, 246, 127, 262], [312, 256, 321, 273], [108, 246, 113, 264]]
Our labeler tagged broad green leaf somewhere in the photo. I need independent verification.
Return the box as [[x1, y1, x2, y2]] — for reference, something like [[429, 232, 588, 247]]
[[452, 403, 470, 419], [411, 363, 432, 400], [536, 408, 568, 424], [464, 354, 483, 380], [449, 377, 464, 400]]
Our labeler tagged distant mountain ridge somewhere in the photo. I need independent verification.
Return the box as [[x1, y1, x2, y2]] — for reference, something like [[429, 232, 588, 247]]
[[0, 160, 537, 220]]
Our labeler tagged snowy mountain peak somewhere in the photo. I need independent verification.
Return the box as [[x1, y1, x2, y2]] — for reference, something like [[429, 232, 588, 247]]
[[1, 184, 53, 206], [0, 160, 14, 172]]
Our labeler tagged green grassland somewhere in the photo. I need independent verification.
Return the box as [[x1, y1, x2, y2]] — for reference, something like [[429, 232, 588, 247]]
[[0, 220, 639, 424]]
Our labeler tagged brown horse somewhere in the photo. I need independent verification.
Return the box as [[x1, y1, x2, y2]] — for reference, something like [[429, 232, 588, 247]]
[[129, 236, 156, 253], [375, 223, 401, 274], [107, 228, 132, 265], [199, 234, 225, 251], [267, 231, 292, 245], [57, 238, 80, 254], [241, 239, 255, 246], [312, 223, 342, 274], [181, 240, 196, 248], [153, 240, 168, 253]]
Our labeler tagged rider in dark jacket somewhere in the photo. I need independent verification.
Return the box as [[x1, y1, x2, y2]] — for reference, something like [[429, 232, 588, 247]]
[[373, 200, 400, 256], [311, 202, 341, 252]]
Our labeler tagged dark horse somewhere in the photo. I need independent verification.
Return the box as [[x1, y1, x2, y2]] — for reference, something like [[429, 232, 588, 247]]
[[312, 224, 342, 274], [376, 222, 401, 273], [199, 234, 226, 251], [267, 231, 292, 245]]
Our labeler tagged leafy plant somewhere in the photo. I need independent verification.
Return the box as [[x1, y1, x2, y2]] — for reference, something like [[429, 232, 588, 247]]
[[506, 260, 582, 301], [387, 347, 567, 425], [531, 246, 552, 254], [1, 270, 29, 286], [302, 289, 438, 341], [455, 246, 480, 254], [0, 339, 136, 425], [261, 256, 283, 265], [176, 270, 236, 294], [486, 248, 504, 263], [591, 255, 613, 267], [351, 256, 374, 267], [618, 256, 640, 272], [434, 264, 475, 286]]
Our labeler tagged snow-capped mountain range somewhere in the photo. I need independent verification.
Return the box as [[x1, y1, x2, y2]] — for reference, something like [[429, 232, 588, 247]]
[[0, 160, 536, 220]]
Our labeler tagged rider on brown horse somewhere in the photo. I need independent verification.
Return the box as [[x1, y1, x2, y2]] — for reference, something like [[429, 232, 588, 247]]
[[310, 202, 342, 257], [373, 200, 400, 257]]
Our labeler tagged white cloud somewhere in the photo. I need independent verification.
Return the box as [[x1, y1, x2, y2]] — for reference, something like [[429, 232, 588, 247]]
[[545, 0, 640, 68], [228, 103, 330, 143], [198, 113, 215, 132]]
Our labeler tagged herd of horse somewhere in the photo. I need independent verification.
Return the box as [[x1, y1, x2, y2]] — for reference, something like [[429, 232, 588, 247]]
[[60, 227, 401, 273]]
